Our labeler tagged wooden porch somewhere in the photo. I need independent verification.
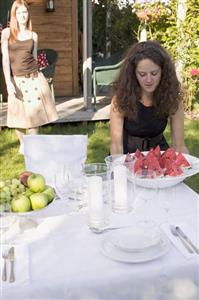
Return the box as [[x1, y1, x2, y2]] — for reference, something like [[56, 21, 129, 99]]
[[0, 96, 111, 127]]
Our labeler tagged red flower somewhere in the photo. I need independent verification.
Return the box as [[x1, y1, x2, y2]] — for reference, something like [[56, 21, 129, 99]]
[[190, 69, 199, 76]]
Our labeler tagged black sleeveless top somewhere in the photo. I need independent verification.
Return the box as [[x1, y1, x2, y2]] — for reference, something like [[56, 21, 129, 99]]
[[123, 102, 169, 153], [9, 39, 38, 76]]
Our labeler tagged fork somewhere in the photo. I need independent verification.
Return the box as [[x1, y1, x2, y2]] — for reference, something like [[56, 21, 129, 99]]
[[8, 247, 15, 283], [2, 251, 8, 281]]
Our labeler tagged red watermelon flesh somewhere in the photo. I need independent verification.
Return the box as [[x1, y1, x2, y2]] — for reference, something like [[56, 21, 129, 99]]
[[134, 156, 144, 173], [134, 149, 144, 159], [165, 161, 183, 176], [128, 147, 190, 178], [161, 148, 176, 160], [175, 152, 190, 168], [153, 145, 161, 159]]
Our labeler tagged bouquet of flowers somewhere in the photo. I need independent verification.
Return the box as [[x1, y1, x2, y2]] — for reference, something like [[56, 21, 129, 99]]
[[130, 0, 171, 23]]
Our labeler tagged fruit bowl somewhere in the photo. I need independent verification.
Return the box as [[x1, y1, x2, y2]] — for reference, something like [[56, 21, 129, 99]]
[[10, 195, 57, 216], [105, 153, 199, 189], [0, 172, 57, 216], [0, 196, 57, 219], [130, 153, 199, 188]]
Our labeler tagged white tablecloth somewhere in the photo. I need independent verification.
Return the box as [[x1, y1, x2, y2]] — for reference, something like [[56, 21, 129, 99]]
[[1, 183, 199, 300]]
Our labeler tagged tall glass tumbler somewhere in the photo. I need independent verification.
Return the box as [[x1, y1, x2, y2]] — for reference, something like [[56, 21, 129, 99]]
[[105, 155, 134, 213]]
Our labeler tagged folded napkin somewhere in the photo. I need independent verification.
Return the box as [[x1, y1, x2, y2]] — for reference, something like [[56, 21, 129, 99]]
[[0, 243, 29, 286], [161, 222, 199, 259]]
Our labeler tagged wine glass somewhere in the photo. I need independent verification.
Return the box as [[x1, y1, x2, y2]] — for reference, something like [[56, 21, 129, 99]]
[[67, 166, 88, 214], [53, 164, 70, 200], [0, 204, 17, 244], [158, 185, 175, 222], [133, 168, 157, 222]]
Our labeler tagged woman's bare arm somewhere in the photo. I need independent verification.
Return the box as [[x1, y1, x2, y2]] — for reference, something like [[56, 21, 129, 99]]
[[110, 96, 124, 154], [1, 28, 16, 95], [170, 101, 189, 154], [32, 31, 38, 60]]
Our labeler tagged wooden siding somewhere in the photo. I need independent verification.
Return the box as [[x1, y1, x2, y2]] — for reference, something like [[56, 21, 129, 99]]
[[29, 0, 79, 96]]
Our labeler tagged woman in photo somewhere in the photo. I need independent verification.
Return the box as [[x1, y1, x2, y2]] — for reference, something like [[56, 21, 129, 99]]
[[110, 40, 189, 155], [1, 0, 58, 154]]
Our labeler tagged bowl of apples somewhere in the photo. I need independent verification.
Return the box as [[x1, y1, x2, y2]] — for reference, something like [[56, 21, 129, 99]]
[[0, 171, 56, 216]]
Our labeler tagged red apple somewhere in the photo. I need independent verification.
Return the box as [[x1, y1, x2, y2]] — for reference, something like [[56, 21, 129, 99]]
[[19, 171, 33, 187]]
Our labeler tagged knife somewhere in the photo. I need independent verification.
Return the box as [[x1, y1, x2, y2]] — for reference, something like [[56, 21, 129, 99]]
[[176, 226, 199, 255], [8, 247, 15, 282]]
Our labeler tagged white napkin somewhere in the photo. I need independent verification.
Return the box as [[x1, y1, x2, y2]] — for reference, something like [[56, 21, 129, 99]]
[[161, 222, 199, 259], [0, 243, 29, 286]]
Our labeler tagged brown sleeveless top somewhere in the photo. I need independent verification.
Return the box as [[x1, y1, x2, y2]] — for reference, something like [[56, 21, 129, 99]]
[[9, 39, 38, 76]]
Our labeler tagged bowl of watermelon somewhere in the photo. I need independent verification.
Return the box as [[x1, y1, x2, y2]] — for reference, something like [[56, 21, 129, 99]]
[[124, 147, 199, 189]]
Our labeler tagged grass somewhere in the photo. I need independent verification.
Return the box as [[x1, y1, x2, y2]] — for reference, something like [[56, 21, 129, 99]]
[[0, 119, 198, 193]]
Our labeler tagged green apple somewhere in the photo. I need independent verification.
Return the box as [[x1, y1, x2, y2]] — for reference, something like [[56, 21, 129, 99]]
[[42, 185, 55, 203], [0, 181, 5, 189], [11, 195, 31, 213], [30, 193, 48, 210], [23, 189, 34, 198], [27, 174, 46, 193]]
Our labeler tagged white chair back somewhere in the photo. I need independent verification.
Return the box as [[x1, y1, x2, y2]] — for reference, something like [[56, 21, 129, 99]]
[[23, 135, 88, 185]]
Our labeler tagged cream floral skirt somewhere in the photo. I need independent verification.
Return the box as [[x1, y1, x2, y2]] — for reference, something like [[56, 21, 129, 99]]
[[7, 72, 58, 129]]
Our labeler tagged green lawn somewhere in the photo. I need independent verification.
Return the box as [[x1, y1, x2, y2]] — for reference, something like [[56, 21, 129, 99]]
[[0, 119, 198, 193]]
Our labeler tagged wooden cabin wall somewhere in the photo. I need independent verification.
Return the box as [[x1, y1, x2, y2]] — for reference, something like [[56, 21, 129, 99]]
[[29, 0, 79, 96]]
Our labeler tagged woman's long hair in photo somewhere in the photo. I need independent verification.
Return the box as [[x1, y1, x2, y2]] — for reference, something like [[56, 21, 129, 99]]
[[113, 41, 183, 120], [9, 0, 32, 44]]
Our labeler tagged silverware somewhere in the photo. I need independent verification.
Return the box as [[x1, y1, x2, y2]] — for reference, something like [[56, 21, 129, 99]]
[[90, 225, 134, 234], [170, 225, 194, 254], [2, 251, 8, 281], [175, 226, 199, 255], [8, 247, 15, 283]]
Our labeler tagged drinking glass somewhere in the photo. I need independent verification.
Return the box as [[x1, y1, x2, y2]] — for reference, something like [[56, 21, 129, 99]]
[[83, 163, 111, 231], [158, 186, 175, 222], [133, 169, 158, 221], [105, 154, 134, 213], [53, 164, 70, 200], [0, 204, 16, 244]]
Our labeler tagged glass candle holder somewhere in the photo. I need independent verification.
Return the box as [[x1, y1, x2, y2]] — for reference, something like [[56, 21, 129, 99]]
[[83, 163, 110, 231]]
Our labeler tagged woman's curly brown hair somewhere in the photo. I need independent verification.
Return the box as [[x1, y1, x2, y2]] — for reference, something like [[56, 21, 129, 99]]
[[113, 41, 183, 119]]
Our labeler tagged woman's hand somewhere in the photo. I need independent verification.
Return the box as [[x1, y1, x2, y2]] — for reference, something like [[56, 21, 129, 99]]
[[172, 144, 189, 154]]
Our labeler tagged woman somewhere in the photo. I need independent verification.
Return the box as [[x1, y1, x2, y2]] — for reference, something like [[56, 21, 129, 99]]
[[1, 0, 58, 154], [110, 41, 189, 155]]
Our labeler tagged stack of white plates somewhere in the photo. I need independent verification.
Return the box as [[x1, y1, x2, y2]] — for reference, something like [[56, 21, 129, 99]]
[[101, 225, 170, 263]]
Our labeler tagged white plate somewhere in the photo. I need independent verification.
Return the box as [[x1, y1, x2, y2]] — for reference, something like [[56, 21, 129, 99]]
[[106, 153, 199, 189], [110, 227, 162, 253], [101, 230, 170, 263]]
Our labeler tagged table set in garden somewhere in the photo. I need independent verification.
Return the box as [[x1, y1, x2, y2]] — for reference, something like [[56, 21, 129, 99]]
[[0, 139, 199, 300]]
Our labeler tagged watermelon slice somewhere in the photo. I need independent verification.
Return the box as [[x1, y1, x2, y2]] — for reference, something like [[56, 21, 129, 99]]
[[153, 145, 161, 160], [134, 156, 144, 173], [165, 161, 183, 176], [134, 149, 144, 159], [175, 152, 190, 168], [126, 147, 190, 178]]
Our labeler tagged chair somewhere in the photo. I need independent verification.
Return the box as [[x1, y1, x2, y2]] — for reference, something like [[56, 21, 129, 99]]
[[23, 135, 88, 185], [92, 51, 124, 107], [37, 48, 58, 103]]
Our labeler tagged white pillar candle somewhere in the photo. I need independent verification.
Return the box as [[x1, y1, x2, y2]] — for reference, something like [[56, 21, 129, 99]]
[[88, 176, 104, 224], [113, 165, 128, 208]]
